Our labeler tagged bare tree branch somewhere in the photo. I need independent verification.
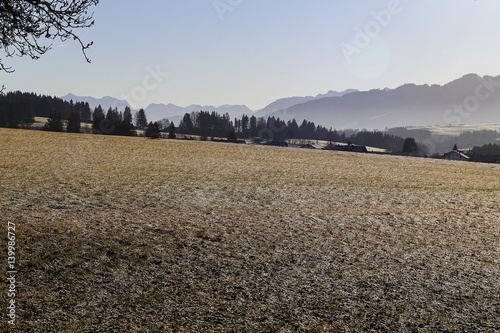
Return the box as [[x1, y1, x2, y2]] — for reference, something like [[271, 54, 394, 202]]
[[0, 0, 99, 72]]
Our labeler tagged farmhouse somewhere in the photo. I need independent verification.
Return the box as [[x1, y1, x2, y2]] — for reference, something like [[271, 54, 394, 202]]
[[441, 150, 470, 161]]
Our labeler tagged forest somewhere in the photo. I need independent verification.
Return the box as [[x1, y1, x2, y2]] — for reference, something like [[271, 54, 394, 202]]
[[2, 91, 499, 155], [470, 143, 500, 155]]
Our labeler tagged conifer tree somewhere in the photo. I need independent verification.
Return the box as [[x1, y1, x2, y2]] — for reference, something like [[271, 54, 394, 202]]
[[67, 109, 81, 133], [135, 109, 148, 129], [168, 122, 176, 139], [44, 111, 64, 132], [402, 137, 418, 153], [145, 121, 161, 139], [227, 131, 237, 142]]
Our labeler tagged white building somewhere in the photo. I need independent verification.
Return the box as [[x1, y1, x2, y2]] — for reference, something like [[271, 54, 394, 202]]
[[441, 150, 470, 161]]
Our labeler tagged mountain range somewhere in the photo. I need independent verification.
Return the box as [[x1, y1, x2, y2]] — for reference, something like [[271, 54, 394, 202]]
[[62, 74, 500, 130], [266, 74, 500, 130], [61, 93, 131, 112], [144, 103, 253, 123], [61, 91, 358, 122], [253, 89, 359, 118]]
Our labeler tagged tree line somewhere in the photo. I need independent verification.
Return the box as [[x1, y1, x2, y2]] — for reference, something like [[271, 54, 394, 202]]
[[1, 91, 424, 152], [178, 111, 413, 152], [0, 91, 92, 127], [470, 143, 500, 156], [0, 91, 150, 135]]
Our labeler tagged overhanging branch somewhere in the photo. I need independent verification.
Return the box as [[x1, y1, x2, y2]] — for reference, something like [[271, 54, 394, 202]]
[[0, 0, 99, 72]]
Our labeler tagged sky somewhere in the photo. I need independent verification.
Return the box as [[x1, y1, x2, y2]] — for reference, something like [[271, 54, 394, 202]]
[[2, 0, 500, 110]]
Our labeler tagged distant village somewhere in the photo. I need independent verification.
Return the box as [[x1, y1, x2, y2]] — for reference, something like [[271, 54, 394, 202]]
[[253, 139, 500, 164]]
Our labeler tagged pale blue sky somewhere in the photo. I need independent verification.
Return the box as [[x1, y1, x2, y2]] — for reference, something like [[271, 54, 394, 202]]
[[2, 0, 500, 110]]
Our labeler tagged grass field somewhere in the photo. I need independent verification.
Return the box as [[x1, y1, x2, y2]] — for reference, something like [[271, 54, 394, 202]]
[[1, 127, 499, 332]]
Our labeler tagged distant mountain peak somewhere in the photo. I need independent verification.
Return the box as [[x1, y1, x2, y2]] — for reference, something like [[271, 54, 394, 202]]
[[60, 94, 130, 111], [315, 89, 358, 99], [461, 73, 480, 79]]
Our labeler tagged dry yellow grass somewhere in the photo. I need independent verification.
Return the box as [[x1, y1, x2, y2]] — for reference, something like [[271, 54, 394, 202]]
[[1, 127, 499, 332]]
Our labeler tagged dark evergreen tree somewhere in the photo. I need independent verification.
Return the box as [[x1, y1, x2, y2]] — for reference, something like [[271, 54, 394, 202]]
[[195, 111, 211, 137], [80, 102, 92, 122], [241, 114, 249, 137], [67, 109, 81, 133], [234, 118, 241, 134], [249, 116, 257, 137], [6, 108, 18, 128], [470, 143, 500, 155], [299, 119, 316, 139], [402, 137, 418, 153], [106, 107, 121, 123], [92, 105, 106, 134], [44, 111, 64, 132], [0, 101, 7, 127], [0, 97, 17, 128], [221, 113, 234, 137], [123, 106, 133, 124], [145, 122, 161, 139], [227, 131, 237, 142], [256, 117, 267, 136], [119, 106, 136, 136], [92, 105, 104, 121], [135, 109, 148, 129], [168, 122, 176, 139], [286, 119, 299, 139], [179, 113, 194, 134]]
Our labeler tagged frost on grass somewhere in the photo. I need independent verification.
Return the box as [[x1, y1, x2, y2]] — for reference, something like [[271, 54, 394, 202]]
[[0, 128, 499, 332]]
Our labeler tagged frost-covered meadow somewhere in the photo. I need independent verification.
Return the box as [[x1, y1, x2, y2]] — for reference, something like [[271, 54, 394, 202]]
[[1, 128, 499, 332]]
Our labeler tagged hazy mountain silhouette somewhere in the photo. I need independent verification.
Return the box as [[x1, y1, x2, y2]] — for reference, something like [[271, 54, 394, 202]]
[[255, 89, 358, 118], [266, 74, 500, 130], [61, 94, 253, 122], [145, 103, 253, 122], [148, 91, 359, 123], [61, 93, 131, 112]]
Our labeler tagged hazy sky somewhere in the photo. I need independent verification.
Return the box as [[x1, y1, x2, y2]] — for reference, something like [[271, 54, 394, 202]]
[[2, 0, 500, 110]]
